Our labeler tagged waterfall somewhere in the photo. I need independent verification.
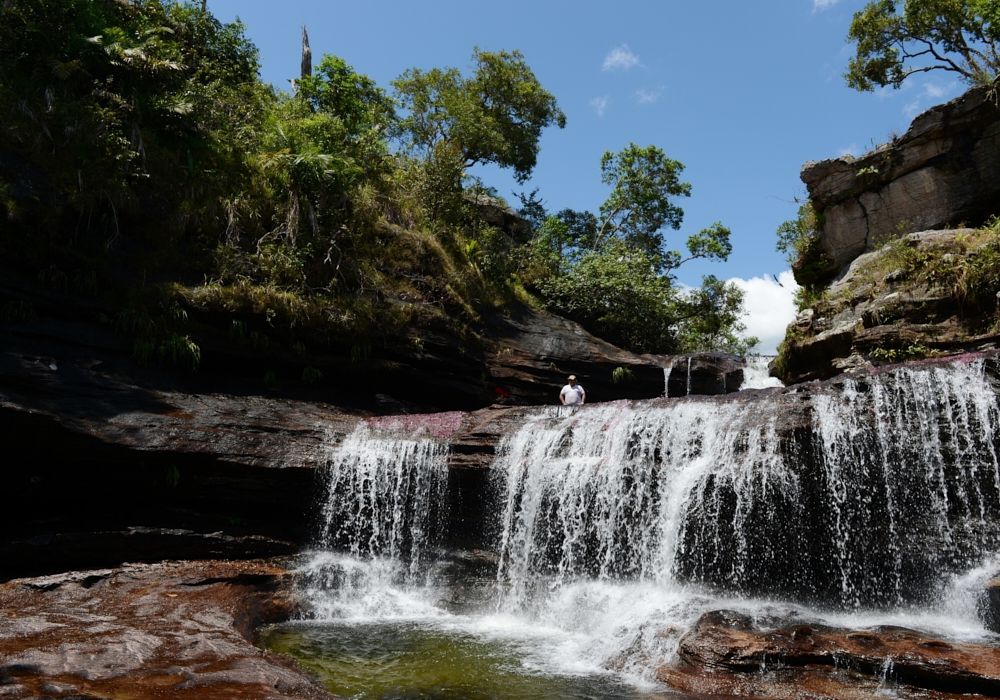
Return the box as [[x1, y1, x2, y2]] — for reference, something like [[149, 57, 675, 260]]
[[316, 426, 449, 569], [284, 358, 1000, 695], [494, 359, 1000, 609], [740, 354, 783, 389]]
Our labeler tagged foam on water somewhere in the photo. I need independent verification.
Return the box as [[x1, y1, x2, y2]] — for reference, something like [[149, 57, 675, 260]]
[[298, 359, 1000, 690], [740, 354, 783, 389]]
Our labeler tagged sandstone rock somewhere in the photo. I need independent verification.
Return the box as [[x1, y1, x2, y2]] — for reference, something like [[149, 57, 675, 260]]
[[486, 305, 744, 403], [775, 228, 1000, 384], [802, 85, 1000, 272], [0, 559, 338, 700], [660, 609, 1000, 699]]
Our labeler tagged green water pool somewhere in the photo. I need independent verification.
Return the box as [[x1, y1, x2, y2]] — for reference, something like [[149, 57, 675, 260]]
[[259, 620, 671, 700]]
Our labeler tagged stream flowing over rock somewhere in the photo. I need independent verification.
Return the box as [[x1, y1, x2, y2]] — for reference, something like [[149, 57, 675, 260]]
[[281, 354, 1000, 698]]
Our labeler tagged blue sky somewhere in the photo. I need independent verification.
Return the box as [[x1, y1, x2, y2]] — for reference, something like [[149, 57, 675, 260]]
[[206, 0, 965, 353]]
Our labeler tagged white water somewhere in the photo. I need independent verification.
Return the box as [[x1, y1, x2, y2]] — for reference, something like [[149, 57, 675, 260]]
[[301, 360, 1000, 689], [740, 354, 783, 389]]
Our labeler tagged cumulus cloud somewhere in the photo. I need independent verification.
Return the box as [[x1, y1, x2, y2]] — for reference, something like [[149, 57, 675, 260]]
[[729, 270, 799, 355], [603, 45, 641, 71], [590, 95, 610, 117], [838, 143, 860, 157], [813, 0, 842, 10], [634, 88, 662, 104]]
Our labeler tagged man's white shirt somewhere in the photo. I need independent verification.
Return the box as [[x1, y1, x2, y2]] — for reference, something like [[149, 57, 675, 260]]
[[560, 384, 585, 405]]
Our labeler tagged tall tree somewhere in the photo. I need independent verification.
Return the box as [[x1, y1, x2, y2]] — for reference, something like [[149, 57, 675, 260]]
[[392, 48, 565, 183], [846, 0, 1000, 90]]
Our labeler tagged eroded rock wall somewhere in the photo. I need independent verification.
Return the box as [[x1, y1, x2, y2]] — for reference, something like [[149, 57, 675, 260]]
[[802, 84, 1000, 274]]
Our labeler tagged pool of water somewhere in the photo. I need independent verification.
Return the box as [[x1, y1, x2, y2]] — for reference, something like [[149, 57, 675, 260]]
[[257, 551, 1000, 700], [259, 619, 671, 700]]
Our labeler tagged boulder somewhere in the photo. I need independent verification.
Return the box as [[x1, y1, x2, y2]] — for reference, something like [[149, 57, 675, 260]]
[[660, 609, 1000, 698]]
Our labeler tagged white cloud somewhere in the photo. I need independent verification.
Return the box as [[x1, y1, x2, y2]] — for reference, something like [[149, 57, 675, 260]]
[[634, 88, 662, 104], [838, 143, 860, 157], [590, 95, 610, 117], [924, 82, 947, 98], [813, 0, 842, 10], [603, 45, 641, 71], [729, 270, 799, 355], [903, 99, 923, 119]]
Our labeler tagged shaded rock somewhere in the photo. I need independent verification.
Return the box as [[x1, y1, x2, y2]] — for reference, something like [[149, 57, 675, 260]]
[[660, 610, 1000, 699], [979, 577, 1000, 633], [0, 559, 339, 700], [802, 84, 1000, 272], [485, 305, 744, 404]]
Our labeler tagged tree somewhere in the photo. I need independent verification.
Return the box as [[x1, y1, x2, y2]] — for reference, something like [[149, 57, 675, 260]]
[[594, 144, 690, 259], [297, 55, 395, 138], [520, 144, 753, 355], [392, 48, 566, 183], [845, 0, 1000, 91]]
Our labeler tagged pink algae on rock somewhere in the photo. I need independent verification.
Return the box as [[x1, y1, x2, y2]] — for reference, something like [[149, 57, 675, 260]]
[[365, 411, 465, 438]]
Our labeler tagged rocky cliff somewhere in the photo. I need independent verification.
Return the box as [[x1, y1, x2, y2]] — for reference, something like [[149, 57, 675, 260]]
[[777, 85, 1000, 383]]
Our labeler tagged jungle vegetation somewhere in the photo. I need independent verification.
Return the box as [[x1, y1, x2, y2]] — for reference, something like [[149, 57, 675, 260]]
[[0, 0, 753, 374]]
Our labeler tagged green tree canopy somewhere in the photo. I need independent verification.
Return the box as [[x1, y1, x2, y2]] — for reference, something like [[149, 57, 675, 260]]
[[846, 0, 1000, 90], [0, 0, 265, 236], [519, 145, 753, 355], [392, 48, 566, 183]]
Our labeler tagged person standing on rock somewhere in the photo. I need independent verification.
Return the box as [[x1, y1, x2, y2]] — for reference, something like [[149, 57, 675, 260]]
[[559, 375, 586, 406]]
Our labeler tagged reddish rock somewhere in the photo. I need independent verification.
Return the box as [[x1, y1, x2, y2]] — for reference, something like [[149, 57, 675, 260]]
[[0, 559, 339, 699], [659, 610, 1000, 699]]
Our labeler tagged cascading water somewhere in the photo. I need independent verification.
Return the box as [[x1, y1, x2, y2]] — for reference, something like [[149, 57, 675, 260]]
[[495, 359, 1000, 609], [265, 358, 1000, 699], [740, 354, 783, 389]]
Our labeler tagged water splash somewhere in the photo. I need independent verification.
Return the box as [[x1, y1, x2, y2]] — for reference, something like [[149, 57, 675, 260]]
[[317, 426, 449, 574], [741, 354, 783, 389]]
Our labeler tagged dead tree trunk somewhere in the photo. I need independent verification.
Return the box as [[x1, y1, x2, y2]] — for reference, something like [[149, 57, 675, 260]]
[[301, 25, 312, 79]]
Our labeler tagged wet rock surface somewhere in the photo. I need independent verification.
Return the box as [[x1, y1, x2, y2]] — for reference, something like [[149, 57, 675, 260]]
[[0, 559, 339, 699], [660, 610, 1000, 699]]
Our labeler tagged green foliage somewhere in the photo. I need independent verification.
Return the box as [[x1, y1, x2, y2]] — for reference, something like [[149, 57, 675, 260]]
[[0, 0, 266, 238], [263, 370, 277, 388], [520, 145, 750, 355], [612, 366, 634, 384], [157, 333, 200, 372], [301, 366, 323, 385], [392, 48, 566, 183], [0, 0, 751, 379], [535, 240, 755, 355], [165, 465, 180, 488], [846, 0, 1000, 91], [0, 300, 36, 324], [595, 144, 692, 267], [132, 338, 157, 366], [776, 202, 820, 265], [297, 55, 395, 137], [870, 342, 936, 361]]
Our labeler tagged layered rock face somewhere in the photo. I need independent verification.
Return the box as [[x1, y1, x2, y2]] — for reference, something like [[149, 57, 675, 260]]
[[777, 85, 1000, 383], [802, 84, 1000, 274], [778, 229, 1000, 382]]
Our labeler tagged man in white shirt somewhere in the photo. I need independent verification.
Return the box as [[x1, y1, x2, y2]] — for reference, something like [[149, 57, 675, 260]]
[[559, 375, 586, 406]]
